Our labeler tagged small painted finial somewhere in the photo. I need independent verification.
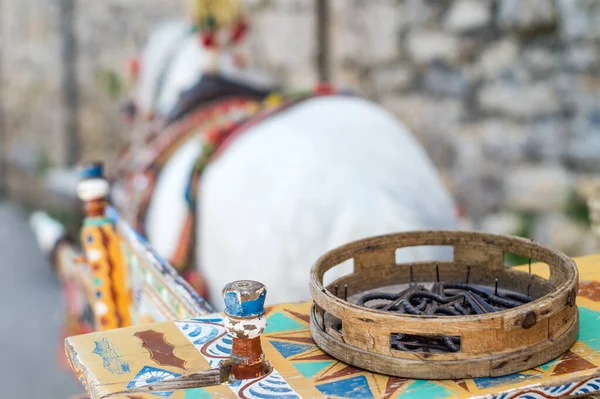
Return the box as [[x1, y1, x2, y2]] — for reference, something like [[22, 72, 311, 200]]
[[77, 161, 110, 218], [222, 280, 268, 380]]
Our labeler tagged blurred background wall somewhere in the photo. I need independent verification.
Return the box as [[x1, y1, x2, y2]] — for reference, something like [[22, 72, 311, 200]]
[[1, 0, 599, 256]]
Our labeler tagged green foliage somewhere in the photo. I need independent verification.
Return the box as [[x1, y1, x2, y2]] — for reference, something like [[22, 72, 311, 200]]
[[35, 152, 54, 177], [505, 252, 531, 267], [565, 189, 591, 226], [45, 208, 81, 238], [514, 212, 535, 238], [21, 201, 81, 240], [95, 67, 126, 100], [505, 212, 535, 267]]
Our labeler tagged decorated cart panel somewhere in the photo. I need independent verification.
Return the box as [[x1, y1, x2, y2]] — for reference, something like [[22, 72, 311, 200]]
[[108, 206, 212, 323], [65, 255, 600, 399]]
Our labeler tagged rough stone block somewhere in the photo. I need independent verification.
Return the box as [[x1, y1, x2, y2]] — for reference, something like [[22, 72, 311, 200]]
[[505, 166, 571, 212], [532, 213, 595, 256], [405, 30, 463, 65], [371, 65, 414, 96], [478, 83, 560, 119], [474, 39, 519, 80], [331, 0, 403, 65], [445, 0, 492, 32], [557, 0, 600, 41], [497, 0, 557, 32], [480, 212, 522, 235], [523, 47, 559, 75]]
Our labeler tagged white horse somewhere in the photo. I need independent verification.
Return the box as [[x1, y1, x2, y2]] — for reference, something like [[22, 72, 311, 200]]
[[121, 20, 460, 309]]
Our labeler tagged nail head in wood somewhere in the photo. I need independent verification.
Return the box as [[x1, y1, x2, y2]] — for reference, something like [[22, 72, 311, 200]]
[[522, 311, 537, 329]]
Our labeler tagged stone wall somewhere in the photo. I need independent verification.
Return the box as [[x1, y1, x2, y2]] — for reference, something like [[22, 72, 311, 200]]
[[239, 0, 600, 256], [1, 0, 182, 171], [74, 0, 183, 163], [1, 0, 64, 169], [2, 0, 599, 255]]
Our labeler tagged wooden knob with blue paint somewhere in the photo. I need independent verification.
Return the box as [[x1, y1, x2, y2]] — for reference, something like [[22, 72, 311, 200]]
[[222, 280, 268, 380]]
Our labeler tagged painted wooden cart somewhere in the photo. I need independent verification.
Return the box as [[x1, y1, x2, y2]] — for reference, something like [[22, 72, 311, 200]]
[[65, 258, 600, 399], [55, 163, 600, 398]]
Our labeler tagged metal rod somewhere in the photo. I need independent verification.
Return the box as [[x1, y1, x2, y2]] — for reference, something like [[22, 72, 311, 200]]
[[529, 238, 534, 276], [105, 363, 232, 396], [495, 279, 499, 296], [464, 291, 495, 314], [409, 264, 414, 286], [466, 264, 471, 284], [334, 284, 338, 297], [527, 283, 532, 302], [463, 265, 471, 306], [381, 285, 423, 311], [435, 263, 440, 283], [343, 284, 347, 301], [319, 289, 327, 331]]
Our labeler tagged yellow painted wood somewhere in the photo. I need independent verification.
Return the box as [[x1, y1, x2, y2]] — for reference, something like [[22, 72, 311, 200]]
[[80, 219, 132, 330], [65, 255, 600, 399]]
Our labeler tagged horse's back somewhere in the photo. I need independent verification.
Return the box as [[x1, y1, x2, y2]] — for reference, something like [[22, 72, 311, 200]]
[[198, 95, 458, 307]]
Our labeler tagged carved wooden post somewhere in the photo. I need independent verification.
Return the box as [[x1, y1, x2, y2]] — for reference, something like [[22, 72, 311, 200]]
[[77, 161, 132, 330], [222, 280, 268, 380]]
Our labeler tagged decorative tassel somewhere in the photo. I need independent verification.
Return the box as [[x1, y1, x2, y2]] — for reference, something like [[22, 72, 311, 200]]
[[127, 57, 140, 82], [229, 17, 249, 44], [185, 0, 249, 67], [201, 31, 216, 49], [186, 0, 244, 34]]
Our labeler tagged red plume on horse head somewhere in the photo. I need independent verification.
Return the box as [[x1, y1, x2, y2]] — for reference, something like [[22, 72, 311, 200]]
[[185, 0, 249, 71]]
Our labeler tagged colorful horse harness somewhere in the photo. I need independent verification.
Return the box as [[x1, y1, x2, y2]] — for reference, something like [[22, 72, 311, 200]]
[[123, 84, 350, 299]]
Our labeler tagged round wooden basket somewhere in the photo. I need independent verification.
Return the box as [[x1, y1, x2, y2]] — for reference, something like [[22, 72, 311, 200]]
[[309, 231, 579, 379]]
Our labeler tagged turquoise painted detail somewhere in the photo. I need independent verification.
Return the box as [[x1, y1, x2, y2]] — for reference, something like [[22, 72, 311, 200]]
[[474, 373, 539, 389], [127, 366, 181, 398], [83, 217, 112, 227], [223, 288, 266, 317], [316, 376, 373, 399], [293, 361, 333, 379], [539, 357, 559, 371], [270, 340, 314, 358], [93, 277, 102, 287], [264, 312, 305, 334], [184, 388, 212, 399], [400, 380, 453, 398], [92, 338, 130, 375], [579, 307, 600, 351]]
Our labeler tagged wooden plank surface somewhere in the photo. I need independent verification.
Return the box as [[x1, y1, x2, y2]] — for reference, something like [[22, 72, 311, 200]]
[[65, 255, 600, 399]]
